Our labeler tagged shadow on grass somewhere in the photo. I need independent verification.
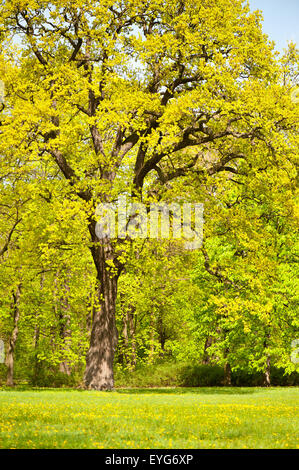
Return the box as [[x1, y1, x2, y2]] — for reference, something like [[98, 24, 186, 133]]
[[0, 385, 262, 395], [0, 385, 85, 392], [115, 387, 260, 395]]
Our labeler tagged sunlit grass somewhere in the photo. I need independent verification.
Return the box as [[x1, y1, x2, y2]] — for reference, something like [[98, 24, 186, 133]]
[[0, 387, 298, 449]]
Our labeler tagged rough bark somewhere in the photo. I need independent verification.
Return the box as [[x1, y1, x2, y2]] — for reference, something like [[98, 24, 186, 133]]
[[84, 236, 121, 390], [6, 284, 22, 387]]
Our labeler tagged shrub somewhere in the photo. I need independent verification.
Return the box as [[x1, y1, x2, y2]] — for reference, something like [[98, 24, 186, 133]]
[[179, 364, 225, 387], [231, 369, 264, 386], [115, 362, 299, 388], [28, 368, 80, 388], [115, 361, 183, 388], [269, 367, 299, 386]]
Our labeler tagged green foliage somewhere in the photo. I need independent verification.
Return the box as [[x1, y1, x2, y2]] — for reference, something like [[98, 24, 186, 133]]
[[231, 368, 299, 387], [180, 364, 225, 387], [115, 362, 299, 388], [28, 369, 82, 388], [115, 361, 185, 388]]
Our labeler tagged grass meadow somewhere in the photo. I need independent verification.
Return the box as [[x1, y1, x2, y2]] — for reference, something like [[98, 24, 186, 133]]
[[0, 387, 298, 449]]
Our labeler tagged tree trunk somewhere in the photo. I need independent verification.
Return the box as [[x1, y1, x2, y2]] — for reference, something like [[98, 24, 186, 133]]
[[224, 362, 232, 386], [58, 283, 71, 376], [121, 311, 129, 365], [6, 284, 22, 387], [84, 237, 121, 390], [263, 334, 271, 387], [128, 310, 137, 369], [223, 345, 232, 386], [157, 316, 168, 355], [58, 326, 71, 375], [54, 273, 72, 375], [33, 273, 43, 382], [148, 311, 155, 364], [202, 336, 213, 364], [264, 355, 271, 387], [120, 310, 131, 367], [119, 303, 137, 370], [33, 325, 40, 382]]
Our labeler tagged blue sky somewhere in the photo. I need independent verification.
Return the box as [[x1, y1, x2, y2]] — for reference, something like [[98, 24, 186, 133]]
[[248, 0, 299, 51]]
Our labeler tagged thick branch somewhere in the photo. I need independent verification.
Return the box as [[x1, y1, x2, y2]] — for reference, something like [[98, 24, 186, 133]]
[[0, 217, 22, 257]]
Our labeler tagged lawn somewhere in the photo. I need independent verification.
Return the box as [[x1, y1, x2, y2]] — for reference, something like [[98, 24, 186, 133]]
[[0, 387, 298, 449]]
